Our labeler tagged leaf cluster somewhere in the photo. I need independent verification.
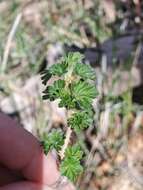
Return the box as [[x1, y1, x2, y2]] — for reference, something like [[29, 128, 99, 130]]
[[68, 111, 93, 132], [41, 52, 97, 110], [60, 145, 83, 182], [71, 80, 97, 109], [42, 129, 64, 155], [41, 52, 83, 85], [41, 52, 98, 182]]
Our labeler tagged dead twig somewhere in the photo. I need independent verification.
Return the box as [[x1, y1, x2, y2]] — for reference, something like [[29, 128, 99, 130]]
[[1, 12, 22, 74]]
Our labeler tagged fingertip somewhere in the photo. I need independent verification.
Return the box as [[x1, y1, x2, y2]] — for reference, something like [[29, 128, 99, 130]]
[[22, 149, 60, 186]]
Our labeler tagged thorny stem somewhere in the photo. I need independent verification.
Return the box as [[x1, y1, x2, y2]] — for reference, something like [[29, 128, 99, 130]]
[[59, 126, 72, 160], [64, 63, 75, 88], [59, 67, 74, 160]]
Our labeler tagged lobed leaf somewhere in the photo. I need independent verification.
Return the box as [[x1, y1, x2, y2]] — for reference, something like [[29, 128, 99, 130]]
[[60, 145, 83, 182], [42, 79, 65, 101], [49, 62, 67, 76], [41, 69, 52, 85], [71, 81, 98, 109], [59, 89, 75, 109], [68, 111, 93, 131], [41, 62, 67, 85], [74, 63, 96, 80], [64, 144, 83, 160], [60, 158, 83, 182], [61, 52, 84, 67], [42, 129, 64, 155]]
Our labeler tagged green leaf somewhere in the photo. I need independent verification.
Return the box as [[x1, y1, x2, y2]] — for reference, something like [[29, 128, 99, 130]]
[[59, 89, 75, 109], [64, 144, 83, 160], [68, 111, 93, 131], [41, 62, 67, 85], [74, 63, 96, 80], [71, 81, 98, 109], [42, 79, 65, 101], [61, 52, 84, 68], [41, 69, 52, 85], [60, 145, 83, 182], [49, 62, 67, 76], [42, 129, 64, 155], [60, 158, 83, 182]]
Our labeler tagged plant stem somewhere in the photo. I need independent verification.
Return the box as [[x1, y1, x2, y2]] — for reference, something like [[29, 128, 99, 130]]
[[59, 127, 72, 160]]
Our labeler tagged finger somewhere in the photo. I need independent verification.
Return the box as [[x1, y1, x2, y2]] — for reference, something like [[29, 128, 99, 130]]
[[0, 165, 75, 190], [0, 113, 60, 185], [0, 181, 52, 190], [0, 181, 75, 190], [22, 151, 60, 185], [0, 165, 23, 186]]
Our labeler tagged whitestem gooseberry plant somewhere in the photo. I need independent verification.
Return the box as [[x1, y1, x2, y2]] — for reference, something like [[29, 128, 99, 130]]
[[41, 52, 98, 182]]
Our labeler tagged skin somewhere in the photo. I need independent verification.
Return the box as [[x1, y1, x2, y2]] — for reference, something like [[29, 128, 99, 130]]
[[0, 113, 75, 190]]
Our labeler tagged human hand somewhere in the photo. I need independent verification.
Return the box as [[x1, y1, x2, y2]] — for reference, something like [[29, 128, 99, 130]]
[[0, 113, 75, 190]]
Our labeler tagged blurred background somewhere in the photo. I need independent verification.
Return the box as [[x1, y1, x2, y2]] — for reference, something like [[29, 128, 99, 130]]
[[1, 0, 143, 189]]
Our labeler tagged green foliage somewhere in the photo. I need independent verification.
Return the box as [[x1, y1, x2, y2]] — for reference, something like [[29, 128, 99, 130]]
[[49, 62, 68, 76], [60, 145, 83, 182], [61, 52, 84, 67], [42, 129, 64, 155], [58, 89, 75, 109], [41, 63, 67, 85], [41, 52, 98, 182], [42, 79, 65, 101], [41, 70, 52, 85], [64, 144, 83, 160], [71, 81, 97, 109], [68, 111, 93, 132], [74, 63, 96, 80], [41, 53, 97, 110], [41, 52, 83, 85]]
